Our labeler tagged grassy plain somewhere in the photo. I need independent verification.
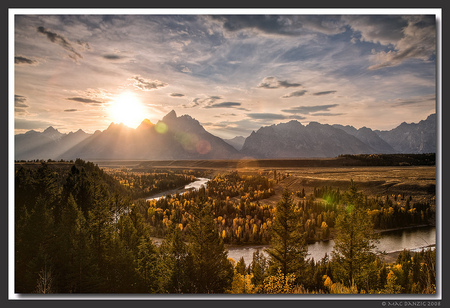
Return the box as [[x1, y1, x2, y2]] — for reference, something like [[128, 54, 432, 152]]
[[94, 159, 436, 204]]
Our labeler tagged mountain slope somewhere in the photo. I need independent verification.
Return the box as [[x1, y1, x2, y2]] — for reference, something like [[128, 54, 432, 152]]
[[375, 114, 436, 154], [17, 111, 242, 160], [333, 125, 396, 154], [241, 120, 376, 158]]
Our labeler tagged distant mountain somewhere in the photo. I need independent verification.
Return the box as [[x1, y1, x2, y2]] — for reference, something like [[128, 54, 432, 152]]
[[16, 111, 241, 160], [241, 114, 436, 159], [332, 125, 396, 154], [223, 136, 246, 151], [375, 114, 436, 154], [241, 120, 376, 158], [15, 127, 89, 160], [15, 112, 436, 160]]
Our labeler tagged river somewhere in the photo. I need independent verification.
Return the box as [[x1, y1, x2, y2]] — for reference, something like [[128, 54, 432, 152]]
[[227, 225, 436, 264], [146, 179, 436, 265], [146, 177, 210, 201]]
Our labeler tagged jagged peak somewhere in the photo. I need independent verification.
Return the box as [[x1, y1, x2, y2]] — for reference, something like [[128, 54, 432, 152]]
[[43, 126, 59, 133], [137, 118, 154, 130], [163, 110, 177, 122]]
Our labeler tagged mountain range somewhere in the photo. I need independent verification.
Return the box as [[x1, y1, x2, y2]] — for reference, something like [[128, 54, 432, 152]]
[[14, 111, 436, 160]]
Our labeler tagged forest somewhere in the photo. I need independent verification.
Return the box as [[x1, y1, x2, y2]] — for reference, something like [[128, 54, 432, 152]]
[[14, 159, 436, 294]]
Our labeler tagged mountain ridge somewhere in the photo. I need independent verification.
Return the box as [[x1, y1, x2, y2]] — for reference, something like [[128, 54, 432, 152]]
[[15, 112, 436, 160]]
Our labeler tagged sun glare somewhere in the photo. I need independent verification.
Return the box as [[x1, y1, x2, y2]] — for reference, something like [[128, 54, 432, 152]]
[[109, 92, 146, 128]]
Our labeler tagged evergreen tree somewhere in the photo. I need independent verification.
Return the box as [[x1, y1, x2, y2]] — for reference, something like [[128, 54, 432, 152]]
[[187, 201, 234, 293], [331, 180, 380, 291], [158, 223, 193, 293], [265, 189, 307, 284]]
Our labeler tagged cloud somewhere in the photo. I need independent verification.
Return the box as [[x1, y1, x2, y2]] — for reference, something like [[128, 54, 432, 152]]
[[102, 54, 126, 60], [364, 16, 436, 70], [281, 90, 308, 98], [282, 104, 339, 114], [184, 95, 222, 108], [311, 113, 344, 116], [15, 95, 29, 115], [15, 95, 29, 108], [37, 26, 85, 62], [170, 93, 185, 97], [66, 97, 104, 105], [211, 15, 346, 36], [64, 109, 78, 112], [313, 91, 337, 96], [392, 94, 435, 106], [15, 56, 39, 65], [247, 113, 306, 121], [257, 77, 301, 89], [130, 75, 168, 91], [204, 102, 241, 109]]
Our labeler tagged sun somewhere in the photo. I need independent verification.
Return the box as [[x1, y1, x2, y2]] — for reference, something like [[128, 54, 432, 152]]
[[109, 92, 146, 128]]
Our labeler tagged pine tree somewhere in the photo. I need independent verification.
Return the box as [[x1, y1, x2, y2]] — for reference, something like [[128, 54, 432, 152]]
[[187, 201, 234, 293], [265, 189, 307, 284], [158, 223, 193, 293], [331, 180, 380, 291]]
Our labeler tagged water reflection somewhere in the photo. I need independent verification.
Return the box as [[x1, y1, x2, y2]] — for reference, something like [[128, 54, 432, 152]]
[[227, 226, 436, 265]]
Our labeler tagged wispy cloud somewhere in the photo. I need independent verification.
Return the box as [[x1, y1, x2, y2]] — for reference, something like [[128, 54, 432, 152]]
[[205, 102, 242, 109], [257, 77, 301, 89], [311, 113, 344, 116], [66, 97, 104, 105], [247, 113, 306, 120], [313, 90, 337, 96], [170, 93, 185, 97], [282, 90, 308, 98], [282, 104, 339, 114], [15, 95, 29, 115], [183, 95, 222, 108], [361, 16, 436, 70], [37, 26, 88, 62], [15, 55, 39, 65], [130, 75, 168, 91]]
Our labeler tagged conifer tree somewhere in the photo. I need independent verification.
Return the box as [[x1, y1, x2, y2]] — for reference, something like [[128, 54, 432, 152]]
[[187, 201, 234, 293], [331, 180, 380, 291], [266, 189, 307, 284]]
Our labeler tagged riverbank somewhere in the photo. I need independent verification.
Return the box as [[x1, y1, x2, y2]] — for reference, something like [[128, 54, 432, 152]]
[[379, 244, 436, 264]]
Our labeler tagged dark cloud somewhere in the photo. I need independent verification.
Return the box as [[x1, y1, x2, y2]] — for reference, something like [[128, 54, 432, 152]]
[[64, 109, 78, 112], [311, 113, 344, 116], [102, 54, 125, 60], [15, 56, 38, 65], [205, 102, 241, 109], [15, 95, 29, 108], [130, 75, 168, 91], [67, 97, 104, 105], [247, 113, 305, 121], [211, 15, 346, 36], [282, 90, 308, 98], [257, 77, 301, 89], [282, 104, 339, 115], [247, 113, 288, 120], [313, 91, 337, 96], [37, 26, 84, 62], [170, 93, 185, 97]]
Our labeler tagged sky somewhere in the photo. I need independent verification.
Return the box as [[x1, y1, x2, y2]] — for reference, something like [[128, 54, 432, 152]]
[[12, 9, 439, 139]]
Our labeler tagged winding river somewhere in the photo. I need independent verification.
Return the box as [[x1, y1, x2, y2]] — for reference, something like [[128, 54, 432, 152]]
[[146, 178, 436, 265]]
